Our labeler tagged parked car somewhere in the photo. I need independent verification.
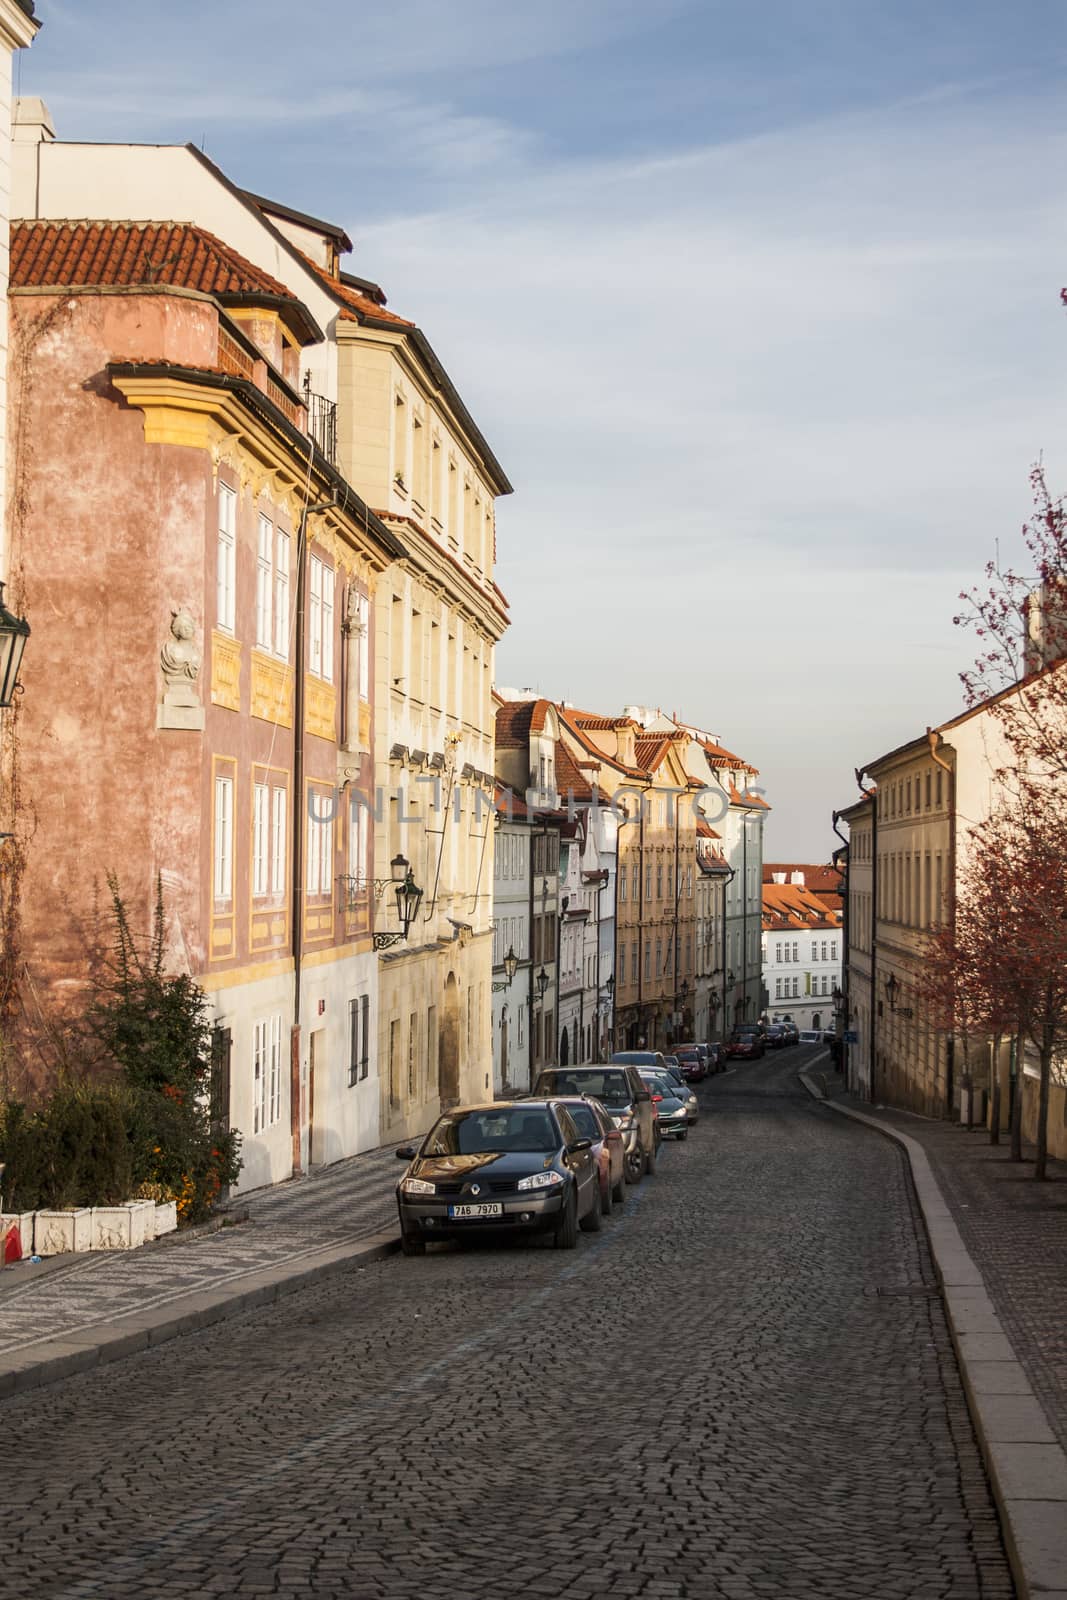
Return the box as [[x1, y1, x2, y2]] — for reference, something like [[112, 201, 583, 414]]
[[797, 1029, 822, 1045], [551, 1095, 626, 1213], [395, 1100, 602, 1255], [533, 1064, 656, 1182], [638, 1069, 690, 1139], [780, 1023, 799, 1046], [822, 1029, 837, 1044], [671, 1079, 700, 1125], [765, 1024, 789, 1050], [673, 1044, 707, 1082], [725, 1029, 765, 1060], [613, 1050, 670, 1073], [704, 1041, 728, 1072]]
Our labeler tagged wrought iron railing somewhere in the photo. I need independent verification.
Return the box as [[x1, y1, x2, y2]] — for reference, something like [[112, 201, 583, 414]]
[[303, 378, 338, 465]]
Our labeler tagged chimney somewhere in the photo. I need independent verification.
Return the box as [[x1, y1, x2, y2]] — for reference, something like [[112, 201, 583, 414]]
[[13, 96, 54, 146], [1024, 579, 1067, 675]]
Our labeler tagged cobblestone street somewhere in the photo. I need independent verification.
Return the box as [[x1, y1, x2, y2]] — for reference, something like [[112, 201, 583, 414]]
[[1, 1053, 1013, 1600]]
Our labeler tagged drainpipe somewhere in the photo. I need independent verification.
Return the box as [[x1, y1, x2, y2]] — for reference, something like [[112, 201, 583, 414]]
[[927, 728, 955, 1116], [832, 810, 850, 1087], [290, 496, 335, 1176]]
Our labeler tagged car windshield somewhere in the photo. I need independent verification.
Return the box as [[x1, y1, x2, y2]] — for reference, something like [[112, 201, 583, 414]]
[[642, 1074, 677, 1098], [538, 1070, 631, 1106], [562, 1104, 600, 1140], [425, 1107, 560, 1155]]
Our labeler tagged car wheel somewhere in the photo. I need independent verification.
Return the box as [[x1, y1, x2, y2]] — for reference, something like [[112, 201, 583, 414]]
[[580, 1186, 602, 1232], [600, 1175, 612, 1217], [645, 1141, 657, 1177], [400, 1231, 426, 1257], [612, 1172, 625, 1204], [554, 1188, 578, 1249], [625, 1149, 643, 1185]]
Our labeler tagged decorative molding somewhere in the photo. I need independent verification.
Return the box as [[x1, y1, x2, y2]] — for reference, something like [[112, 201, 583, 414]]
[[250, 650, 293, 727], [306, 677, 337, 741], [210, 631, 242, 712]]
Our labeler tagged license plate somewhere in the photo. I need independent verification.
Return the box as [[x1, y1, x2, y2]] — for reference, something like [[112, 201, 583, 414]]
[[448, 1202, 503, 1219]]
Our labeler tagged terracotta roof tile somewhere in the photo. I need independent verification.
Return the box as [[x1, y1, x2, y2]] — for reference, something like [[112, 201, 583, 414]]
[[289, 246, 415, 328], [14, 219, 293, 301], [554, 739, 599, 802]]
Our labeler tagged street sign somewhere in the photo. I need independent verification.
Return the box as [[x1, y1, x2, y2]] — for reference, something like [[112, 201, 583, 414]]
[[844, 1030, 858, 1044]]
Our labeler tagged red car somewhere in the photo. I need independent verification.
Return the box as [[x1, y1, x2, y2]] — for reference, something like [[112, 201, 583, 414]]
[[673, 1044, 707, 1082], [725, 1029, 765, 1060], [550, 1095, 627, 1214]]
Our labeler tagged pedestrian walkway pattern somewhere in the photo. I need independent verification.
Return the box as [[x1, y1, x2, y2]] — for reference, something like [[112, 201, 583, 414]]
[[822, 1074, 1067, 1457], [0, 1143, 402, 1358]]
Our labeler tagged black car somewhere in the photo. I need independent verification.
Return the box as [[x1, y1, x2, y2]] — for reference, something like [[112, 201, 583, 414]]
[[395, 1101, 602, 1255], [765, 1024, 788, 1049]]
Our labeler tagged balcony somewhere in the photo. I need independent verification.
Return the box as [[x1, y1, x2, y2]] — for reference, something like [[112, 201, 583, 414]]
[[304, 378, 338, 465]]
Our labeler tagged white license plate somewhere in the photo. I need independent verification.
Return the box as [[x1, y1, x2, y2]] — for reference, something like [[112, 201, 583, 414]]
[[448, 1202, 503, 1219]]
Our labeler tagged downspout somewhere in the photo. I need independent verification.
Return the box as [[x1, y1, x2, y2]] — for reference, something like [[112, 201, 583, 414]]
[[831, 810, 849, 1087], [290, 495, 336, 1177], [741, 811, 748, 1022], [928, 728, 955, 1115]]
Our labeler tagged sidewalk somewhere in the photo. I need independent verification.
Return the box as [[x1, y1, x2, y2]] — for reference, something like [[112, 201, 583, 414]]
[[0, 1141, 404, 1396], [812, 1062, 1067, 1456], [802, 1058, 1067, 1600]]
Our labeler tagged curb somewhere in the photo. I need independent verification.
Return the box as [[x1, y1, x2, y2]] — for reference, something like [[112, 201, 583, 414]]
[[0, 1229, 400, 1401], [798, 1069, 1067, 1600]]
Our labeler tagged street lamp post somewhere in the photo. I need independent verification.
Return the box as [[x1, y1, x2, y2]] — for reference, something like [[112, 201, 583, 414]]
[[0, 583, 30, 709]]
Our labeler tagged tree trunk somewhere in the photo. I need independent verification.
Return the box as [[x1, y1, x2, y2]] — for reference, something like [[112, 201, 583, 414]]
[[989, 1034, 1001, 1147], [1035, 1020, 1053, 1182], [1010, 1031, 1024, 1162]]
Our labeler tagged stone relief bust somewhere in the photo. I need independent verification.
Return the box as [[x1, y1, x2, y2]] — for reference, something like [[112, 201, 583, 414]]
[[158, 609, 205, 730], [160, 610, 200, 697]]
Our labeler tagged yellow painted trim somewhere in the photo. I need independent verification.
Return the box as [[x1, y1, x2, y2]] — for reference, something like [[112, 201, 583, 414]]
[[306, 676, 337, 741], [301, 939, 375, 969], [211, 631, 242, 711], [201, 955, 295, 993], [250, 650, 293, 727]]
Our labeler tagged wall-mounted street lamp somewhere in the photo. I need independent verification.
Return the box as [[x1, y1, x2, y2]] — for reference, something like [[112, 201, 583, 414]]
[[536, 966, 550, 1002], [493, 945, 519, 992], [0, 582, 30, 708], [884, 972, 899, 1011], [373, 867, 424, 951]]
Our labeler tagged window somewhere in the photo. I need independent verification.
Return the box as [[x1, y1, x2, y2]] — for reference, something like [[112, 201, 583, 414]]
[[348, 995, 370, 1086], [644, 944, 651, 980], [274, 531, 290, 658], [408, 1013, 418, 1098], [389, 1018, 401, 1106], [821, 941, 828, 961], [811, 941, 818, 961], [309, 555, 334, 680], [619, 865, 627, 903], [792, 941, 799, 960], [656, 864, 663, 900], [655, 939, 662, 977], [631, 945, 638, 983], [213, 774, 233, 901], [307, 791, 334, 896], [253, 1014, 282, 1134], [356, 592, 369, 699], [775, 979, 781, 999], [271, 787, 287, 895], [253, 782, 269, 897], [775, 942, 782, 962], [255, 515, 273, 648], [792, 977, 799, 998], [217, 484, 236, 632], [830, 940, 838, 961], [645, 866, 652, 901]]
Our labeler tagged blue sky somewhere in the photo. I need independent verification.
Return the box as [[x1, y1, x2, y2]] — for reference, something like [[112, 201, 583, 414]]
[[22, 1, 1067, 855]]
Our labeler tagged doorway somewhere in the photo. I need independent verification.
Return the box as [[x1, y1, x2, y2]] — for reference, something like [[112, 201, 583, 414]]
[[439, 972, 460, 1105]]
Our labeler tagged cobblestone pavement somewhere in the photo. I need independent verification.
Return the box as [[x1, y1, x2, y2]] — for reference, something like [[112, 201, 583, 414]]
[[816, 1063, 1067, 1457], [0, 1052, 1013, 1600], [0, 1143, 403, 1356]]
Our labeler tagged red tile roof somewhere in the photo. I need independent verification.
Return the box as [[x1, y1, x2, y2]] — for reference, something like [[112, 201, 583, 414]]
[[494, 698, 554, 751], [763, 862, 843, 896], [494, 782, 528, 819], [10, 220, 320, 342], [762, 882, 842, 931], [554, 739, 600, 803]]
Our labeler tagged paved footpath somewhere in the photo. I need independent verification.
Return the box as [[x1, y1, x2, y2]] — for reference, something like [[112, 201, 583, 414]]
[[0, 1056, 1013, 1599], [810, 1059, 1067, 1458], [0, 1141, 404, 1361]]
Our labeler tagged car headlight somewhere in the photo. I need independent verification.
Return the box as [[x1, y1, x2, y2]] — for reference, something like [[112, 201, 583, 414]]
[[517, 1170, 565, 1191], [400, 1176, 435, 1196]]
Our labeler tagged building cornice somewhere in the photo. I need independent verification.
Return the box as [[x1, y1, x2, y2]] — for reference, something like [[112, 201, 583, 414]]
[[0, 0, 39, 50], [108, 362, 404, 574]]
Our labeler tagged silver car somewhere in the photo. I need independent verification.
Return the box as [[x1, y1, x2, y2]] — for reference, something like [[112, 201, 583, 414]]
[[639, 1070, 690, 1141]]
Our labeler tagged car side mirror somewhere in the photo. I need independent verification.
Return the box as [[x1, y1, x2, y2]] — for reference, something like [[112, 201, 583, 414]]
[[634, 1090, 651, 1103], [569, 1137, 593, 1153], [395, 1146, 416, 1160]]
